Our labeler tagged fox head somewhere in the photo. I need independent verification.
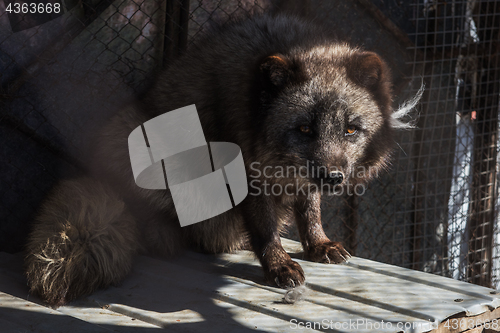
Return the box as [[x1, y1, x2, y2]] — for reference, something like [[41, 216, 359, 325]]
[[251, 45, 419, 193]]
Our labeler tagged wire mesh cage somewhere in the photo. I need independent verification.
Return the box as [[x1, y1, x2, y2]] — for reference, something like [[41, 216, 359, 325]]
[[1, 0, 499, 288], [387, 0, 500, 288]]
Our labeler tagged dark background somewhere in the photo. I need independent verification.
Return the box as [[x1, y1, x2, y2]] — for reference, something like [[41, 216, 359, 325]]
[[1, 0, 499, 288]]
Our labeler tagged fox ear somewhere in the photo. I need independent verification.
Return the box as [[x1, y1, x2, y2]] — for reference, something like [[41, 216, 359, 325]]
[[348, 52, 387, 90], [259, 54, 294, 88]]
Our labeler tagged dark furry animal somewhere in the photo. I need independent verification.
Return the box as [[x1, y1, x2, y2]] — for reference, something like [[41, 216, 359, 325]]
[[25, 14, 417, 306]]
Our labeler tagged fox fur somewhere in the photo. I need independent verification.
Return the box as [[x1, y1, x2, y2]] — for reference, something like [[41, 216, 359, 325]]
[[25, 14, 419, 306]]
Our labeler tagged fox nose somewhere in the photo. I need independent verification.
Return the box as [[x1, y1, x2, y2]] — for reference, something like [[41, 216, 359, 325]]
[[318, 170, 344, 185]]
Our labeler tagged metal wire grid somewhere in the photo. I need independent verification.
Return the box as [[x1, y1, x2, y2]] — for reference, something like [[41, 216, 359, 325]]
[[1, 0, 500, 288], [390, 0, 500, 287], [188, 0, 269, 41]]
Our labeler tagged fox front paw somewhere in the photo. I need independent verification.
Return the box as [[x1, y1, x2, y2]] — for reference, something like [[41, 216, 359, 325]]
[[306, 241, 351, 264], [265, 260, 305, 288]]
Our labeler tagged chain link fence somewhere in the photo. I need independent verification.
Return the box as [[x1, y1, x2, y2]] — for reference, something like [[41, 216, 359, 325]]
[[1, 0, 499, 288]]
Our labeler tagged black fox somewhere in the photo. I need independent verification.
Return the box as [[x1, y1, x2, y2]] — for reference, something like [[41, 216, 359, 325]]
[[25, 14, 417, 306]]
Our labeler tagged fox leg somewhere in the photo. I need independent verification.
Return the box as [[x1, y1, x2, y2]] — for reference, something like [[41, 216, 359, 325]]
[[294, 192, 351, 264], [242, 195, 305, 288]]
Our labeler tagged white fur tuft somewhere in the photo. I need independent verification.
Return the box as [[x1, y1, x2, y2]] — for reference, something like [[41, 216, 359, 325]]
[[391, 83, 425, 129], [283, 284, 309, 304]]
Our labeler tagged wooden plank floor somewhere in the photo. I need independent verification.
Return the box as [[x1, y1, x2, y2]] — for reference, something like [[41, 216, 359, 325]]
[[1, 239, 499, 332]]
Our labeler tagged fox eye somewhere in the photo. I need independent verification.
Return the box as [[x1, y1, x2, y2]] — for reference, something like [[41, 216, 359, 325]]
[[299, 125, 312, 134], [345, 125, 357, 136]]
